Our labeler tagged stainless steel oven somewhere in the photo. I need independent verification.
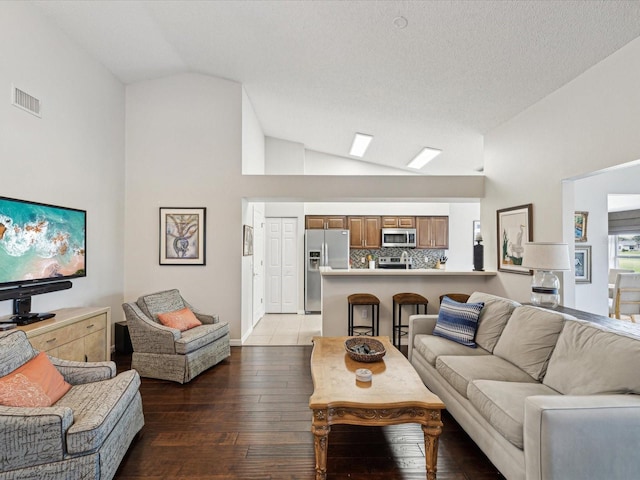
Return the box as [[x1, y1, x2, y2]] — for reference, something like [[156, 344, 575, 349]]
[[381, 228, 417, 248]]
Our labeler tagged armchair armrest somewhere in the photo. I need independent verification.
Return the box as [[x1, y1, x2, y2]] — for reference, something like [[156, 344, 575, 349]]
[[122, 302, 180, 354], [524, 394, 640, 480], [0, 405, 74, 471], [183, 299, 219, 324], [408, 314, 438, 362], [48, 356, 116, 385]]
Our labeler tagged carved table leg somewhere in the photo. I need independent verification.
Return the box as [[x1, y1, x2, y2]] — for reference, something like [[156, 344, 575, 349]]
[[312, 409, 330, 480], [422, 410, 443, 480]]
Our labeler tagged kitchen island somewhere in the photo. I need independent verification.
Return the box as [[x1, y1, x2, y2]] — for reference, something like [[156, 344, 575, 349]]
[[320, 267, 496, 341]]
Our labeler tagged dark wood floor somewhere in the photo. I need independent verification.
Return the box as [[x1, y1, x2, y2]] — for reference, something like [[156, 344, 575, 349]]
[[113, 346, 504, 480]]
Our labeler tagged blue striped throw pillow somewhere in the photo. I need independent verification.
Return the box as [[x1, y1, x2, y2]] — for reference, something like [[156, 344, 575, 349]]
[[433, 296, 484, 347]]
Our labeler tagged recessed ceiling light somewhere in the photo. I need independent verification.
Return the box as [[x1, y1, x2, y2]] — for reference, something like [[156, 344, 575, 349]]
[[407, 147, 442, 169], [350, 133, 373, 157]]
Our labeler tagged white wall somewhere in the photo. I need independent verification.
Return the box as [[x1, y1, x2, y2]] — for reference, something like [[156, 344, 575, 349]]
[[305, 150, 416, 175], [124, 73, 244, 339], [265, 137, 304, 174], [0, 3, 125, 333], [242, 88, 265, 174], [574, 163, 640, 315], [483, 36, 640, 307]]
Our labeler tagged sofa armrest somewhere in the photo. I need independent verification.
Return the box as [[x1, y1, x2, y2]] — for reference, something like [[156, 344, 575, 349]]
[[0, 405, 74, 471], [524, 394, 640, 480], [49, 356, 116, 385], [408, 314, 438, 362], [123, 302, 180, 354]]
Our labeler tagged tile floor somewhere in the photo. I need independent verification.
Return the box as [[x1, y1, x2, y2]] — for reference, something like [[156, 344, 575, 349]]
[[244, 313, 322, 346]]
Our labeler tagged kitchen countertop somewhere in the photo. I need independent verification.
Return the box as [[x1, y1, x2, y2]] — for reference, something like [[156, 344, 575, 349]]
[[319, 267, 496, 276]]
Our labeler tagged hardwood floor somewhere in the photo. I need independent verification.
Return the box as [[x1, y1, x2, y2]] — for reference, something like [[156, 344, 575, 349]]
[[113, 346, 504, 480]]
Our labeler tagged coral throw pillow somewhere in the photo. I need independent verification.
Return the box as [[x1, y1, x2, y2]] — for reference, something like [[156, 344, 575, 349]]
[[0, 352, 71, 407], [157, 307, 202, 331]]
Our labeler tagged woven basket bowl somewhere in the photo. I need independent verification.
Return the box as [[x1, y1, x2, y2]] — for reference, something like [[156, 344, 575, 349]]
[[345, 337, 386, 363]]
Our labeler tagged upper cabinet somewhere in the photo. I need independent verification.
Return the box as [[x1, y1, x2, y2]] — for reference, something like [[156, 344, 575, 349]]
[[381, 216, 416, 228], [416, 216, 449, 249], [305, 215, 348, 230], [348, 216, 381, 249]]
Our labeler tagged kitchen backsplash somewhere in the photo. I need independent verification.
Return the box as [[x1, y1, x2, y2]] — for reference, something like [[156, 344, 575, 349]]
[[349, 247, 446, 269]]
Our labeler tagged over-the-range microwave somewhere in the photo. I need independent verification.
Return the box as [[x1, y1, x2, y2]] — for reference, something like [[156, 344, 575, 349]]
[[381, 228, 417, 248]]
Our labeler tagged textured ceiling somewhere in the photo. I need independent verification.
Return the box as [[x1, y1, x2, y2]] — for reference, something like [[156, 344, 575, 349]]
[[32, 0, 640, 175]]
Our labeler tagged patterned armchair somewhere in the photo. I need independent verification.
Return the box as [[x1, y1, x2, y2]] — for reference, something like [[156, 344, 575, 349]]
[[0, 329, 144, 480], [122, 289, 230, 383]]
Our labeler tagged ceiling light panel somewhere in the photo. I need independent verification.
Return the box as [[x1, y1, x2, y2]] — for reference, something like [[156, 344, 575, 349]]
[[407, 147, 442, 169], [350, 133, 373, 157]]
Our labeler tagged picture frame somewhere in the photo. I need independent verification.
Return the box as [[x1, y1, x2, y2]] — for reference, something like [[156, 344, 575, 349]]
[[496, 204, 533, 275], [575, 211, 588, 243], [574, 245, 592, 284], [243, 225, 253, 256], [159, 207, 206, 265]]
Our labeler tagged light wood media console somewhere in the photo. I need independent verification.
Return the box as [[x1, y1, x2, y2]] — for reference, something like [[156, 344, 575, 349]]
[[6, 307, 111, 362]]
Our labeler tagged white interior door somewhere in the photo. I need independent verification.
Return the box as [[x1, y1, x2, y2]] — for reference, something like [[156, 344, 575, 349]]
[[281, 218, 298, 313], [252, 209, 265, 326], [265, 217, 298, 313], [266, 218, 283, 313]]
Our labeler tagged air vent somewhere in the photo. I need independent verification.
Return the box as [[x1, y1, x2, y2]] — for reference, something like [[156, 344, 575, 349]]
[[12, 85, 41, 117]]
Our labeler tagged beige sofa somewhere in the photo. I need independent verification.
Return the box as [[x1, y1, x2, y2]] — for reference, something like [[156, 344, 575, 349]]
[[408, 292, 640, 480]]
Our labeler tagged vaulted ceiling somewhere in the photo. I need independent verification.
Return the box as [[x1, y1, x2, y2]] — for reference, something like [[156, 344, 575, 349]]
[[33, 0, 640, 175]]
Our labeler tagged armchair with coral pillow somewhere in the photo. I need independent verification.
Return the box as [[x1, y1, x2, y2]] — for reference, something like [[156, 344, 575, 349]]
[[122, 289, 230, 383], [0, 329, 144, 480]]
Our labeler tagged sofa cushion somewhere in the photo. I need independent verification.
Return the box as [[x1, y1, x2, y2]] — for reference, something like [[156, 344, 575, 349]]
[[493, 306, 567, 381], [435, 355, 538, 398], [433, 296, 484, 347], [175, 321, 230, 355], [543, 319, 640, 395], [413, 334, 491, 367], [468, 292, 521, 352], [467, 379, 560, 449], [0, 330, 37, 376], [55, 370, 141, 455]]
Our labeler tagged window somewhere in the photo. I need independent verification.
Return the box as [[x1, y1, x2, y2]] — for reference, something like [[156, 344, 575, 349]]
[[610, 234, 640, 272]]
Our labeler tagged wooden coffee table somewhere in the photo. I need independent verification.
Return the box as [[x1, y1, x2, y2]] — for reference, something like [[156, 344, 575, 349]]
[[309, 336, 445, 479]]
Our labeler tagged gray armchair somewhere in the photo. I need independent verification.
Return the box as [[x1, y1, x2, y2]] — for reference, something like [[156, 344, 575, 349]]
[[0, 329, 144, 480], [122, 289, 230, 383]]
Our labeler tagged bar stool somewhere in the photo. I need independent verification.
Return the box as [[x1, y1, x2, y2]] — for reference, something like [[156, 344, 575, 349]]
[[439, 293, 470, 304], [347, 293, 380, 336], [392, 293, 429, 349]]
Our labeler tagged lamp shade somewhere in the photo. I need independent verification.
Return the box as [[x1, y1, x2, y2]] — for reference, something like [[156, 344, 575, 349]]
[[521, 243, 570, 271]]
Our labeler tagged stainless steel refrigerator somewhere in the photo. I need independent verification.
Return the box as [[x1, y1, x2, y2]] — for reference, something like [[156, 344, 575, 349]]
[[305, 229, 350, 313]]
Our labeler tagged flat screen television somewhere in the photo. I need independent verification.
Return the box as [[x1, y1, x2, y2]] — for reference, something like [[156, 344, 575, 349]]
[[0, 196, 86, 324]]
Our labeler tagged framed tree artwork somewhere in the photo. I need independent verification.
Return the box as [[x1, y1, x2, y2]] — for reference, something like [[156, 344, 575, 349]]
[[159, 207, 206, 265], [496, 204, 533, 275], [575, 211, 588, 242]]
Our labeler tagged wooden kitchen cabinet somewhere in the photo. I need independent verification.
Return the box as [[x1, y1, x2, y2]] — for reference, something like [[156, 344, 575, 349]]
[[348, 216, 381, 249], [381, 216, 416, 228], [305, 215, 347, 230], [16, 307, 110, 362], [416, 216, 449, 249]]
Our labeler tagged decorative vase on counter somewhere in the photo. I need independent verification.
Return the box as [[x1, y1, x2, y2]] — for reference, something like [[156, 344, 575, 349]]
[[473, 234, 484, 271]]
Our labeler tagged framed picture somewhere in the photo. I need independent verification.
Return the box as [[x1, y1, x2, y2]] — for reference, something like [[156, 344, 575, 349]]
[[574, 245, 592, 283], [243, 225, 253, 256], [496, 204, 533, 274], [159, 207, 206, 265], [473, 220, 481, 242], [575, 211, 588, 242]]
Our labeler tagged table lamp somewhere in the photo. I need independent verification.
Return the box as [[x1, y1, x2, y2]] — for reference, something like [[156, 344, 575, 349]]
[[521, 242, 571, 308]]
